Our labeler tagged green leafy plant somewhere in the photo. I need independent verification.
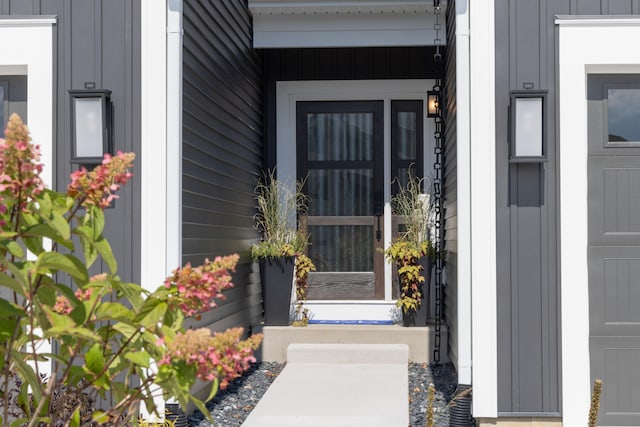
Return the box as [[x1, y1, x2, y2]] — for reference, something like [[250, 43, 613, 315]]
[[0, 114, 262, 426], [251, 170, 309, 259], [384, 240, 431, 314], [392, 169, 434, 245], [292, 254, 315, 327]]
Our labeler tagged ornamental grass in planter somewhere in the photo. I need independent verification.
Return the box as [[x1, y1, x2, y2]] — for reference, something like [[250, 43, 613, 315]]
[[251, 170, 314, 326], [385, 170, 435, 327]]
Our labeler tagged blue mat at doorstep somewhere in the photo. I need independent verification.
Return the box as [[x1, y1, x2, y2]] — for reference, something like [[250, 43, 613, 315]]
[[308, 319, 395, 325]]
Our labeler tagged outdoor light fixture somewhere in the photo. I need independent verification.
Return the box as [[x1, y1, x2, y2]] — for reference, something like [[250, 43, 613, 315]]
[[509, 90, 547, 162], [427, 90, 440, 118], [69, 89, 113, 164]]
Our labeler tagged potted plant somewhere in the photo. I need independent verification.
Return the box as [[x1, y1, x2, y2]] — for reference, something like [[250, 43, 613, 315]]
[[384, 171, 434, 327], [252, 170, 310, 326]]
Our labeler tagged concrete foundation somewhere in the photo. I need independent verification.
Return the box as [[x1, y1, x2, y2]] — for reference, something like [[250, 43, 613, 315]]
[[259, 324, 448, 363]]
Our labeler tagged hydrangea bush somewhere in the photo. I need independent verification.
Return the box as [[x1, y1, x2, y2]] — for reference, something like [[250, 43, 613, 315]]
[[0, 114, 262, 426]]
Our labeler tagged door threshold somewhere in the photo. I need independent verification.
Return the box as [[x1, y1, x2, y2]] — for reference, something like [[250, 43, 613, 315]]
[[308, 319, 394, 325]]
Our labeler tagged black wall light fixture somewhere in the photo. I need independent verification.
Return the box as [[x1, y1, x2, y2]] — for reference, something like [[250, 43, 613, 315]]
[[427, 90, 440, 118], [69, 89, 113, 164], [509, 90, 547, 163]]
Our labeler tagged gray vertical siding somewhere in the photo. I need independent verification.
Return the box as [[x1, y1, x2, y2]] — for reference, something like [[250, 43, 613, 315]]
[[495, 0, 561, 415], [263, 47, 441, 170], [0, 0, 142, 290], [1, 0, 142, 409], [494, 0, 640, 415], [443, 0, 459, 371], [182, 1, 264, 333]]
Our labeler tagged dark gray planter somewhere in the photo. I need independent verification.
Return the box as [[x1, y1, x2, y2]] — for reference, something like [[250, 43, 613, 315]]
[[259, 256, 295, 326], [400, 255, 432, 327]]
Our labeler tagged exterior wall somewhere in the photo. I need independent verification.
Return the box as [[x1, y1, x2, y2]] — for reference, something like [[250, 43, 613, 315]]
[[443, 0, 458, 371], [0, 0, 142, 289], [263, 47, 441, 171], [494, 0, 640, 416], [182, 1, 264, 333], [1, 0, 141, 410]]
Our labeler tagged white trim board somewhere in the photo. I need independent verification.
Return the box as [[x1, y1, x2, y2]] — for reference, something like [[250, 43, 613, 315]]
[[277, 80, 434, 321], [556, 15, 640, 427], [468, 0, 497, 417], [249, 1, 446, 48], [0, 15, 55, 383]]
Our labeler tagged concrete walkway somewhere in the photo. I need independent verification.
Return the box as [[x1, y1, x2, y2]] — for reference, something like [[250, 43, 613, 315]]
[[242, 343, 409, 427]]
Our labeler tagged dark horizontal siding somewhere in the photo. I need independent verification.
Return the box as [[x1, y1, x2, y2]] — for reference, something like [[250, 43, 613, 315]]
[[263, 46, 442, 170], [443, 0, 459, 369], [183, 1, 263, 333]]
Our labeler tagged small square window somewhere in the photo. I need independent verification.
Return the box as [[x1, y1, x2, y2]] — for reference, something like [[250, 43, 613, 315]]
[[608, 88, 640, 143]]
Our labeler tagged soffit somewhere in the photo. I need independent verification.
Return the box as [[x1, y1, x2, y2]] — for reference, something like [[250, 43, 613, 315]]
[[248, 0, 447, 48]]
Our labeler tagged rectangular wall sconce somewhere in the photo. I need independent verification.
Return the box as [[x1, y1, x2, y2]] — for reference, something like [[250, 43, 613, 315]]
[[427, 90, 440, 118], [69, 89, 113, 164], [509, 90, 547, 163]]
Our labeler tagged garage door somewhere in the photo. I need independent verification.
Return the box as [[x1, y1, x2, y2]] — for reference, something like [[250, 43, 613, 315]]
[[588, 75, 640, 426]]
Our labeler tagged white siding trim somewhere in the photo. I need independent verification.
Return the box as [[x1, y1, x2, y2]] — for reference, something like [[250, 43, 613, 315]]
[[140, 0, 182, 418], [556, 16, 640, 427], [276, 80, 433, 321], [0, 15, 55, 384], [469, 0, 498, 417], [455, 0, 472, 387], [0, 19, 54, 191]]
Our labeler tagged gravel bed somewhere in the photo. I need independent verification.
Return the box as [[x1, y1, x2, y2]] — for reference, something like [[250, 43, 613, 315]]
[[189, 362, 457, 427]]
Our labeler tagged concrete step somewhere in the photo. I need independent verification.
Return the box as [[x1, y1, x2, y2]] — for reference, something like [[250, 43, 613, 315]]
[[259, 324, 448, 363], [242, 343, 409, 427], [287, 343, 408, 364]]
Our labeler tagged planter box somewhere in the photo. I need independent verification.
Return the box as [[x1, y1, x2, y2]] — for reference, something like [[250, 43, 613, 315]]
[[400, 256, 432, 327], [259, 256, 295, 326]]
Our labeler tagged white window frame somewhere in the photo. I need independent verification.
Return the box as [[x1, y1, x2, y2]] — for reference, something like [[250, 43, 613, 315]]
[[556, 16, 640, 426], [0, 15, 56, 381], [276, 79, 434, 321], [0, 18, 55, 187]]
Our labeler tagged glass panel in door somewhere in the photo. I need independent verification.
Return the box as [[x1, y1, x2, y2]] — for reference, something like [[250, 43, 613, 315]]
[[297, 101, 384, 300]]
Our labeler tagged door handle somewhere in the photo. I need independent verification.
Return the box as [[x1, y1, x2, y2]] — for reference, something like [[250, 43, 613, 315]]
[[375, 205, 383, 242]]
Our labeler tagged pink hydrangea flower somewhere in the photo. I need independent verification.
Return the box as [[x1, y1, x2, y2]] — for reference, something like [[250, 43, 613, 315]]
[[164, 254, 240, 317], [158, 327, 262, 388], [0, 114, 45, 220], [67, 151, 135, 208], [53, 295, 73, 315]]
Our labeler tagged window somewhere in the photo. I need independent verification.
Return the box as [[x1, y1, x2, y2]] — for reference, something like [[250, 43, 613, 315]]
[[608, 87, 640, 143]]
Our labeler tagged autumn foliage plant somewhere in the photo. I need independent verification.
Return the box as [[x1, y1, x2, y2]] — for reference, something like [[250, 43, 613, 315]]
[[0, 114, 262, 426]]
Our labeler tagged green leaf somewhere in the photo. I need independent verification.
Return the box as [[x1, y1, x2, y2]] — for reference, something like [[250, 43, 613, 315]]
[[42, 306, 76, 331], [36, 252, 88, 284], [47, 325, 100, 342], [95, 302, 133, 322], [69, 407, 81, 427], [0, 272, 25, 297], [124, 350, 150, 368], [85, 343, 106, 375], [136, 300, 168, 329], [113, 281, 144, 309], [2, 240, 25, 258], [23, 223, 74, 250], [10, 349, 43, 402], [0, 299, 24, 318], [94, 237, 117, 274]]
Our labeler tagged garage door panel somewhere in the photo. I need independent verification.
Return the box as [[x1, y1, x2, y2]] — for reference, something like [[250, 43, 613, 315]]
[[589, 247, 640, 335], [588, 157, 640, 246], [588, 75, 640, 426], [589, 339, 640, 425]]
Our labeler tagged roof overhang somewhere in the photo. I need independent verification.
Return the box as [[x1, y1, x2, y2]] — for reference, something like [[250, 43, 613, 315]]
[[248, 0, 447, 48]]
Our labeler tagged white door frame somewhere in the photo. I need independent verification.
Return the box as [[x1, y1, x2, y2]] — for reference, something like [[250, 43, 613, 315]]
[[276, 79, 434, 321], [556, 16, 640, 426]]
